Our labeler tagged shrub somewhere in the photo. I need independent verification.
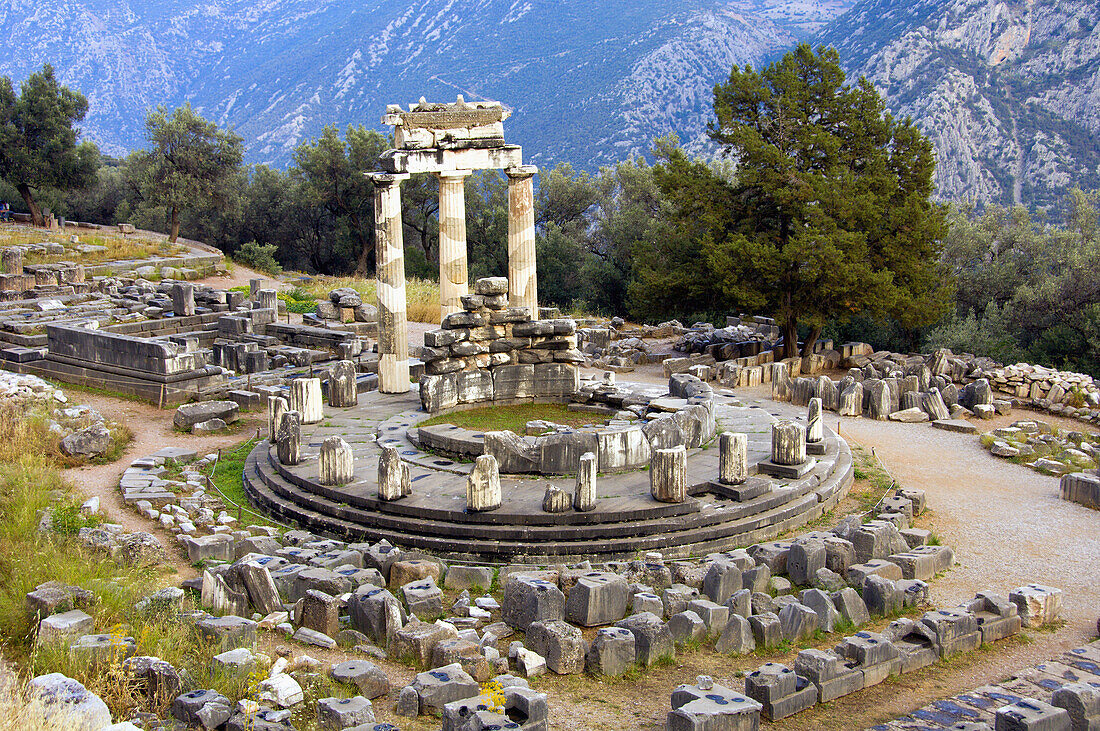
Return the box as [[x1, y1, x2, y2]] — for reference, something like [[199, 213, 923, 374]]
[[233, 240, 282, 275]]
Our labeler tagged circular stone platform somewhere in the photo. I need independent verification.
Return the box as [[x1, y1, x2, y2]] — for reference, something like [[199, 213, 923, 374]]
[[242, 383, 853, 563]]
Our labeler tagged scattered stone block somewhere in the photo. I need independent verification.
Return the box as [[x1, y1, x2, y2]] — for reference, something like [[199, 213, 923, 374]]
[[745, 662, 818, 721], [28, 673, 112, 731], [526, 619, 586, 674], [1009, 584, 1063, 628], [317, 695, 374, 730], [794, 648, 864, 702], [668, 610, 707, 646], [778, 603, 819, 641], [402, 576, 444, 619], [502, 576, 565, 632], [586, 626, 636, 676], [668, 682, 762, 731], [392, 621, 458, 666], [331, 659, 391, 699], [615, 612, 674, 666], [37, 609, 94, 645], [995, 697, 1071, 731], [565, 571, 629, 626], [715, 614, 755, 655], [749, 612, 782, 650]]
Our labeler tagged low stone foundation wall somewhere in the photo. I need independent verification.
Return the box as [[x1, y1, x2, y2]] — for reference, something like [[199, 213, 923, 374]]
[[1060, 472, 1100, 509]]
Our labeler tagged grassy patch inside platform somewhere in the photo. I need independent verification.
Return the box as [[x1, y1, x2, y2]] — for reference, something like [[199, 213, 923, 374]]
[[419, 402, 612, 434]]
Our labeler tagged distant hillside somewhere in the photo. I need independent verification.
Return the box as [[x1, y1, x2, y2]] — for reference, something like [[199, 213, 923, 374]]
[[817, 0, 1100, 210], [0, 0, 852, 169]]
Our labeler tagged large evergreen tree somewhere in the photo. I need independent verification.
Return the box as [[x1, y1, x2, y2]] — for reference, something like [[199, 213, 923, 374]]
[[133, 104, 243, 242], [0, 64, 98, 226], [643, 44, 950, 357]]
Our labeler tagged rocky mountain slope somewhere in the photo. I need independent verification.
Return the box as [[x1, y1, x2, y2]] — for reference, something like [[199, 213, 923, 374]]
[[817, 0, 1100, 209], [0, 0, 851, 168]]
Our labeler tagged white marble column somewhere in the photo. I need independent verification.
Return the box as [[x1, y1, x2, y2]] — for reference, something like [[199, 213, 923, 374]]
[[370, 172, 411, 393], [506, 165, 538, 319], [437, 170, 471, 321]]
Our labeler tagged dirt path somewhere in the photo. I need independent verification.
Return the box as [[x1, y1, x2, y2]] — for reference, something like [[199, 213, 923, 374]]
[[62, 390, 264, 579]]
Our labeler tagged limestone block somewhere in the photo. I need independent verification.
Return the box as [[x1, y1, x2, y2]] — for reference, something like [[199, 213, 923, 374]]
[[317, 695, 374, 729], [995, 697, 1071, 731], [502, 576, 565, 632], [598, 426, 652, 472], [702, 559, 742, 604], [483, 430, 539, 473], [348, 587, 405, 646], [275, 411, 301, 466], [526, 620, 586, 674], [289, 377, 323, 424], [318, 436, 353, 486], [466, 454, 501, 512], [778, 603, 819, 641], [328, 360, 358, 408], [420, 373, 459, 413], [1009, 584, 1063, 628], [668, 682, 763, 731], [838, 382, 863, 417], [195, 615, 257, 649], [749, 613, 782, 649], [542, 483, 571, 513], [401, 577, 443, 619], [393, 622, 459, 668], [330, 659, 391, 699], [573, 451, 596, 511], [869, 381, 892, 420], [668, 610, 707, 646], [771, 420, 806, 466], [715, 613, 756, 654], [586, 626, 635, 676], [565, 572, 629, 626], [719, 432, 748, 485], [650, 445, 687, 503], [831, 588, 870, 627], [455, 369, 493, 404], [410, 662, 479, 714], [787, 537, 826, 587], [727, 589, 753, 618], [794, 648, 864, 703], [300, 589, 339, 638], [1051, 682, 1100, 731], [799, 589, 842, 632], [377, 445, 411, 501], [37, 609, 94, 645], [745, 662, 819, 721], [443, 565, 494, 592], [923, 388, 951, 421], [863, 575, 902, 617], [239, 561, 282, 615], [174, 401, 240, 430], [615, 612, 674, 666]]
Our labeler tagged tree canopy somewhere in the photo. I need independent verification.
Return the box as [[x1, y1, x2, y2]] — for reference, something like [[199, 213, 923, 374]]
[[0, 64, 99, 226], [133, 104, 243, 242], [636, 44, 950, 357]]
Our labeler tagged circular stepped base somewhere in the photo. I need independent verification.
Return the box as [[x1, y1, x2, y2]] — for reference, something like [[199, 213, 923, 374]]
[[242, 387, 854, 562]]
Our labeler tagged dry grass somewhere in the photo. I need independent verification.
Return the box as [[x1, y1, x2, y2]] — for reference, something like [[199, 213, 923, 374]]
[[0, 676, 91, 731], [299, 275, 441, 323], [0, 225, 183, 266], [0, 402, 131, 468]]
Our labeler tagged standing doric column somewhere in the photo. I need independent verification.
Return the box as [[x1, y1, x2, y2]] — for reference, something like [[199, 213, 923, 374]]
[[437, 170, 471, 321], [369, 172, 411, 393], [506, 165, 538, 319]]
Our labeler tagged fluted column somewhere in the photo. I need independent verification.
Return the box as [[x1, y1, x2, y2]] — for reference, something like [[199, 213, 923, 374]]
[[506, 165, 538, 319], [370, 172, 411, 393], [437, 170, 471, 321]]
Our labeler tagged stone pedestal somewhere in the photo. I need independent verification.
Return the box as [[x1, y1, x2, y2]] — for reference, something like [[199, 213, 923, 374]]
[[467, 454, 501, 512], [759, 421, 814, 479], [370, 172, 411, 394], [249, 278, 262, 299], [378, 445, 411, 501], [438, 170, 470, 320], [289, 378, 323, 424], [718, 432, 747, 485], [319, 437, 354, 486], [773, 421, 806, 465], [506, 165, 538, 319], [1, 248, 23, 275], [650, 445, 687, 503], [574, 451, 596, 511], [268, 396, 288, 440], [328, 360, 358, 408], [170, 283, 195, 316], [276, 411, 301, 466], [258, 289, 279, 313]]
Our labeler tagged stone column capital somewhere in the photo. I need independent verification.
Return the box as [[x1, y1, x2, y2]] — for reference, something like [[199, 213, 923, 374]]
[[366, 172, 410, 186], [505, 165, 538, 180], [437, 169, 473, 181]]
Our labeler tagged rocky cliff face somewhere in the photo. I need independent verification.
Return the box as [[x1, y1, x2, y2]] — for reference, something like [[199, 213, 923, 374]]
[[817, 0, 1100, 209], [0, 0, 852, 167]]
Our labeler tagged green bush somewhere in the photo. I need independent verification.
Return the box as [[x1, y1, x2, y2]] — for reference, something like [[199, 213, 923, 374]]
[[233, 240, 282, 275]]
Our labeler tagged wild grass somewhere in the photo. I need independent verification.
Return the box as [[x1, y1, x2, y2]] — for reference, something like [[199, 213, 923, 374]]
[[205, 438, 280, 528], [0, 227, 184, 267], [298, 275, 441, 323], [850, 445, 895, 515], [0, 402, 131, 467], [419, 403, 612, 433]]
